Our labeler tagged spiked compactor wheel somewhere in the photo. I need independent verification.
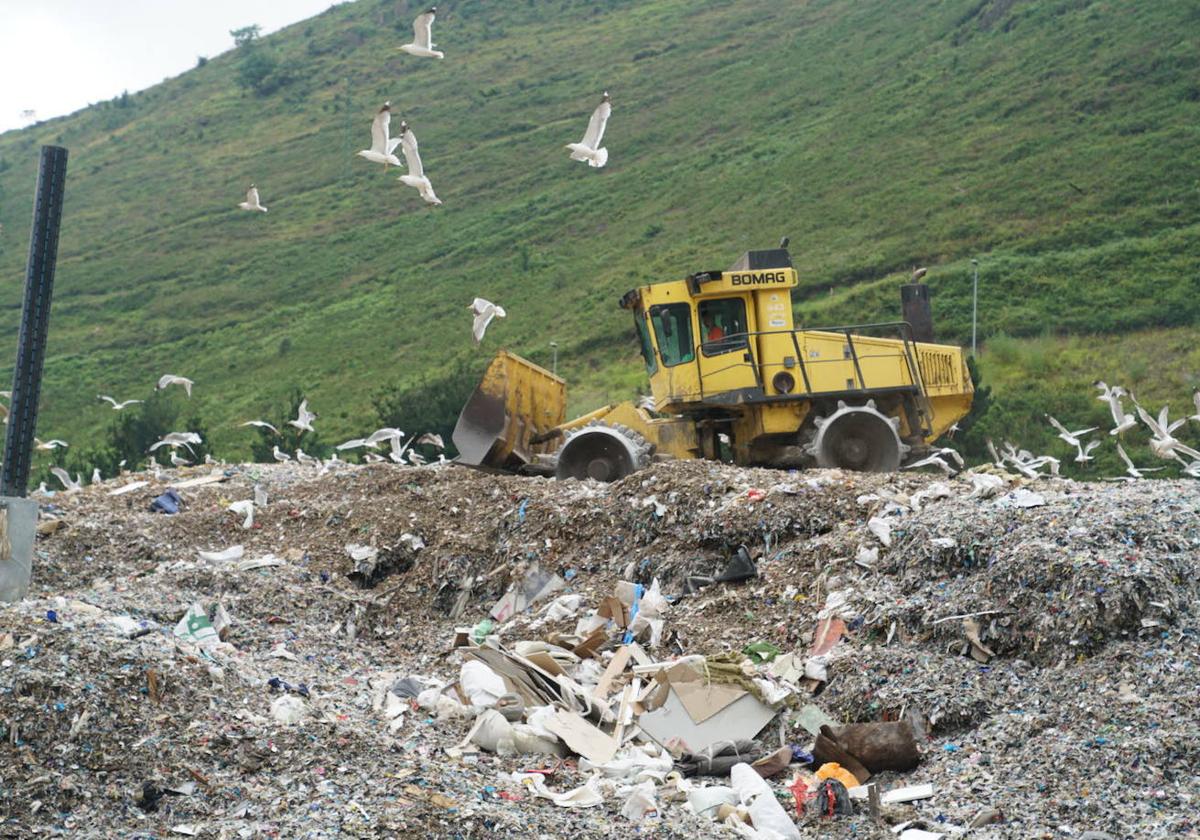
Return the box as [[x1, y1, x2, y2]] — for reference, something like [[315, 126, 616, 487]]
[[807, 400, 909, 472]]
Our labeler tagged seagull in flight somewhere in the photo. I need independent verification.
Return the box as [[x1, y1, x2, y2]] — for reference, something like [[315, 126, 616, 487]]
[[50, 467, 82, 493], [1074, 439, 1100, 463], [566, 92, 612, 168], [149, 431, 202, 455], [337, 437, 376, 451], [1135, 402, 1200, 462], [238, 184, 268, 213], [400, 7, 444, 59], [1047, 415, 1097, 449], [240, 420, 280, 435], [366, 427, 404, 446], [396, 121, 442, 205], [157, 374, 193, 397], [358, 102, 403, 168], [1094, 381, 1135, 435], [34, 438, 69, 450], [99, 395, 143, 410], [287, 399, 317, 433], [470, 297, 506, 344], [414, 432, 445, 449], [1116, 442, 1164, 480]]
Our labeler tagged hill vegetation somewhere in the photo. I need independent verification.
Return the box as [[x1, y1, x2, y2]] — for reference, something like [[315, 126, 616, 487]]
[[0, 0, 1196, 478]]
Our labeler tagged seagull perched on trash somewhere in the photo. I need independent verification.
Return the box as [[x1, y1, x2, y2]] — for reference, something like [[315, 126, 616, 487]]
[[169, 452, 192, 468], [287, 399, 316, 433], [1094, 381, 1135, 435], [295, 449, 319, 467], [272, 445, 290, 463], [396, 121, 442, 205], [566, 92, 611, 168], [903, 453, 956, 476], [240, 420, 279, 435], [98, 395, 143, 410], [400, 7, 443, 58], [238, 184, 268, 213], [1047, 415, 1097, 449], [34, 438, 68, 450], [91, 468, 102, 484], [1116, 442, 1164, 480], [156, 374, 193, 397], [50, 467, 82, 493], [470, 297, 506, 344], [357, 102, 403, 168], [1135, 402, 1200, 462], [1182, 460, 1200, 479]]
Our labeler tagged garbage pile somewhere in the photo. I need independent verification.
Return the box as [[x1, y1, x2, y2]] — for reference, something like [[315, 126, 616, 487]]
[[0, 460, 1196, 838]]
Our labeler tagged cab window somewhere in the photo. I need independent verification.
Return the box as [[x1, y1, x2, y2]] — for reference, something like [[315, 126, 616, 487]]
[[649, 303, 695, 367], [699, 297, 748, 356], [634, 310, 658, 375]]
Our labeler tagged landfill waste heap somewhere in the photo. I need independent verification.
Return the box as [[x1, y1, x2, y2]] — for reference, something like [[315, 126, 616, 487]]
[[0, 459, 1196, 839]]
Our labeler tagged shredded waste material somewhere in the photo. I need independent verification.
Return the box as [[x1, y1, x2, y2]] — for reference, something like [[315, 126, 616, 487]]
[[1, 460, 1196, 838]]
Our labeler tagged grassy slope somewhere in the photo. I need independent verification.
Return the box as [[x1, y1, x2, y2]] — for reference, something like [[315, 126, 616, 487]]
[[0, 0, 1196, 458]]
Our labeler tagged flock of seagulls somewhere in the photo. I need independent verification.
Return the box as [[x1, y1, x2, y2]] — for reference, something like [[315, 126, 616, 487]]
[[904, 379, 1200, 483], [22, 8, 1200, 493], [234, 6, 620, 345]]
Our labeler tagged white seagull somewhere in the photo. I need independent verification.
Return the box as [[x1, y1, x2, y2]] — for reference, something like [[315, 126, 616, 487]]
[[357, 102, 403, 168], [34, 438, 69, 450], [295, 449, 319, 467], [1135, 402, 1200, 462], [1074, 439, 1101, 463], [288, 399, 317, 433], [396, 121, 442, 205], [1046, 415, 1097, 449], [400, 7, 443, 59], [902, 453, 956, 476], [566, 92, 611, 168], [156, 374, 194, 397], [1095, 381, 1135, 435], [240, 420, 280, 435], [50, 468, 82, 493], [238, 184, 268, 213], [98, 395, 143, 410], [365, 427, 404, 446], [1116, 442, 1164, 480], [1190, 391, 1200, 424], [91, 468, 102, 484], [415, 432, 445, 449], [470, 297, 506, 345], [272, 445, 290, 463], [149, 432, 202, 454], [170, 452, 192, 468], [336, 437, 376, 451]]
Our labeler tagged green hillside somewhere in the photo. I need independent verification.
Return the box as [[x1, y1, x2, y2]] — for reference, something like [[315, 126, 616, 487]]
[[0, 0, 1197, 468]]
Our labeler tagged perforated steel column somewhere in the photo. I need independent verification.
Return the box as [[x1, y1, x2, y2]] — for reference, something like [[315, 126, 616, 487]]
[[1, 146, 68, 497]]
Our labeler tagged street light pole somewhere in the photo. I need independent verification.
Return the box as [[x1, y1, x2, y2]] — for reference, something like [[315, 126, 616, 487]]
[[550, 341, 558, 376], [970, 259, 979, 358]]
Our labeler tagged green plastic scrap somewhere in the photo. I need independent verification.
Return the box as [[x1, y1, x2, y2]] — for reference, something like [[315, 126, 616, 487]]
[[742, 641, 781, 664]]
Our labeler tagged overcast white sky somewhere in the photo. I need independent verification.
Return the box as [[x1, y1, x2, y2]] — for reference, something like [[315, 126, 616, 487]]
[[0, 0, 341, 134]]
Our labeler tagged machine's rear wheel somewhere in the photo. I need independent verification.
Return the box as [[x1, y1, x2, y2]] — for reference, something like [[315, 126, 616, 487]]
[[807, 400, 908, 472], [555, 423, 650, 482]]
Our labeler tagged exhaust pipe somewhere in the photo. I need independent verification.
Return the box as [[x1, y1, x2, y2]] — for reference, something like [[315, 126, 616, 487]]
[[0, 145, 68, 602], [900, 282, 933, 343]]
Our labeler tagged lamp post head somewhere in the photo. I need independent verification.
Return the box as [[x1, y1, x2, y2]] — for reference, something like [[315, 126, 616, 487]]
[[970, 259, 978, 266]]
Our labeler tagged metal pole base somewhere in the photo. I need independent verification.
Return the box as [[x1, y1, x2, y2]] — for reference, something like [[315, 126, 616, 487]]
[[0, 497, 38, 602]]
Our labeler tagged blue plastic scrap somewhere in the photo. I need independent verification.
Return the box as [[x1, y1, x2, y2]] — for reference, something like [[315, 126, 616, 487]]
[[149, 489, 182, 515]]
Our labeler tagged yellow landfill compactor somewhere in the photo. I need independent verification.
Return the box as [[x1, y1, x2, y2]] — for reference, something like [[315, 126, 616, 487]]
[[453, 247, 974, 482]]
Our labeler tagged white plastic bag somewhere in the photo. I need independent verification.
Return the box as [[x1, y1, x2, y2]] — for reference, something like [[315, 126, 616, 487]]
[[730, 763, 801, 839], [460, 660, 507, 707], [618, 779, 658, 821]]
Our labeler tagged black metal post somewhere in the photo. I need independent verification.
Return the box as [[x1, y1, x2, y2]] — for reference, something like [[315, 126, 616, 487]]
[[1, 146, 68, 497]]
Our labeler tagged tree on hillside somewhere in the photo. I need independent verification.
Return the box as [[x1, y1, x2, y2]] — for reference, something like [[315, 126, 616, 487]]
[[231, 23, 294, 96], [372, 358, 487, 461], [248, 388, 331, 462]]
